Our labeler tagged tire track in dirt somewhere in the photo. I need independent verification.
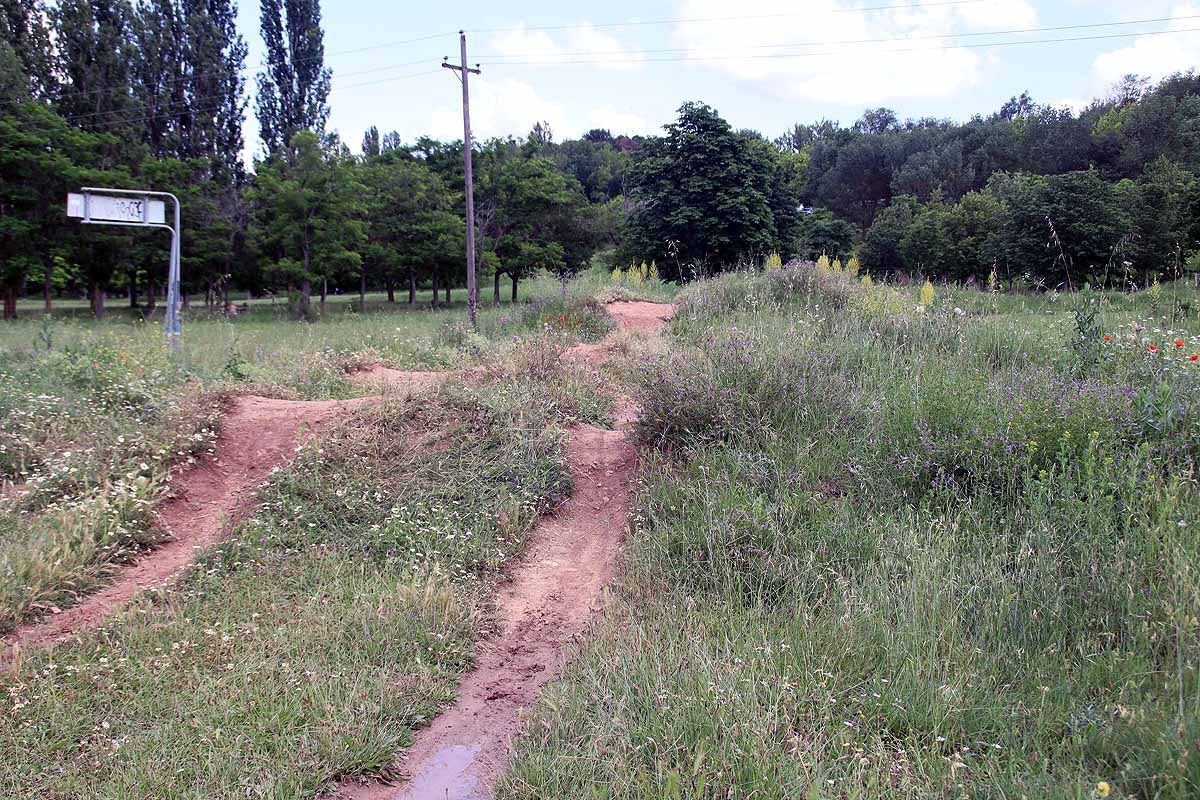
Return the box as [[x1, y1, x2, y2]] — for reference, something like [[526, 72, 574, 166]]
[[1, 371, 439, 665], [333, 300, 673, 800]]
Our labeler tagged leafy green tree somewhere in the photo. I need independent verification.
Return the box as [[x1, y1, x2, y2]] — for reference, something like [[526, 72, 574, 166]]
[[1124, 158, 1199, 279], [860, 195, 919, 275], [55, 0, 141, 144], [944, 190, 1005, 280], [625, 102, 775, 280], [248, 131, 364, 318], [793, 208, 856, 261], [256, 0, 330, 154], [0, 0, 56, 97], [476, 148, 591, 302], [179, 0, 248, 181], [987, 170, 1129, 286], [359, 154, 462, 307], [899, 200, 952, 276]]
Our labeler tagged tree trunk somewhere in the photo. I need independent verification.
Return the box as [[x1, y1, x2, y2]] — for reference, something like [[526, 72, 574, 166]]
[[320, 276, 327, 314], [359, 265, 367, 312], [2, 286, 16, 320], [128, 270, 139, 308], [299, 277, 312, 319], [444, 282, 450, 304], [408, 269, 416, 304], [493, 270, 501, 306], [386, 278, 395, 303], [182, 290, 190, 310], [145, 273, 157, 313], [93, 283, 105, 320], [431, 272, 440, 308], [43, 260, 53, 314], [512, 274, 519, 302]]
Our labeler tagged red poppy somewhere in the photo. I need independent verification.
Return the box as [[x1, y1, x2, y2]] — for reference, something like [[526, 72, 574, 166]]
[[1192, 355, 1199, 362], [1103, 335, 1112, 341], [1149, 345, 1160, 353], [1176, 340, 1185, 348]]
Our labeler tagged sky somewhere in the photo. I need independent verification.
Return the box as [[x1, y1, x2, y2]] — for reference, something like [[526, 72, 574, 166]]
[[232, 0, 1200, 159]]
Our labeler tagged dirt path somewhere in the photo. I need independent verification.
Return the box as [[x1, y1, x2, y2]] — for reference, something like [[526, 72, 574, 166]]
[[2, 372, 437, 664], [334, 300, 673, 800]]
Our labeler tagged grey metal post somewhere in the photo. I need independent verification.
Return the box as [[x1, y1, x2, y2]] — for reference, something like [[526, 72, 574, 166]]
[[78, 187, 182, 351]]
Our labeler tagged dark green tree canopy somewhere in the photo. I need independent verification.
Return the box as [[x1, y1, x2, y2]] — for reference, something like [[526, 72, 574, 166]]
[[256, 0, 330, 155], [624, 102, 785, 280]]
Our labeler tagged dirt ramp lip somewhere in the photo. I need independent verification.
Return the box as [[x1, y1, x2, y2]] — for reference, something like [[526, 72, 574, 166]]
[[1, 393, 373, 663], [349, 365, 446, 391], [605, 300, 674, 333]]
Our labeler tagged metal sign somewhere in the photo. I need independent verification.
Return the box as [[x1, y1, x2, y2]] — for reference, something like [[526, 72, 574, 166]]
[[67, 187, 182, 352], [67, 193, 167, 225]]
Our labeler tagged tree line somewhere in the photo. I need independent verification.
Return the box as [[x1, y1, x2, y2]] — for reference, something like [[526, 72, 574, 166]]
[[0, 0, 636, 319], [4, 0, 1198, 320], [787, 75, 1200, 288]]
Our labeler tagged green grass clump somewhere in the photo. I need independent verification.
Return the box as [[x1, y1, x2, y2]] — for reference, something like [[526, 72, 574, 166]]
[[0, 379, 572, 798], [500, 265, 1200, 800]]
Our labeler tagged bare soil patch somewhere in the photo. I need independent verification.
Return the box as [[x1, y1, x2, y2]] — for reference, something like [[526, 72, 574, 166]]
[[333, 423, 637, 800], [2, 369, 444, 663], [333, 301, 674, 800]]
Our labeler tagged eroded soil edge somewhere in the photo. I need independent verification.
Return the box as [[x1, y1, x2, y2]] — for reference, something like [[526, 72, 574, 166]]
[[334, 300, 672, 800]]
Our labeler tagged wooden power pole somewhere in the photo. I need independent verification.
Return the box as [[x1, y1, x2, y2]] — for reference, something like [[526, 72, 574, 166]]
[[442, 32, 481, 327]]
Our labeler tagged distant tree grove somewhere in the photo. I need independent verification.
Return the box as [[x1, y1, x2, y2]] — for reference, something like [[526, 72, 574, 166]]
[[2, 1, 1199, 321]]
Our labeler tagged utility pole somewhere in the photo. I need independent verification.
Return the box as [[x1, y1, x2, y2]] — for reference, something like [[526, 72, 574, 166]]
[[443, 32, 481, 327]]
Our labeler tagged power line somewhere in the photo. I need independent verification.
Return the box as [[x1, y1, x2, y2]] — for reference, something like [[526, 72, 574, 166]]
[[467, 0, 989, 34], [481, 25, 1200, 67], [0, 0, 985, 111], [0, 33, 456, 112], [11, 70, 440, 138], [51, 58, 433, 127], [475, 14, 1200, 60]]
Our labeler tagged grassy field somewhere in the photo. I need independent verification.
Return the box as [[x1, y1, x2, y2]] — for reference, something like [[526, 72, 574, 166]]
[[499, 267, 1200, 799], [0, 265, 673, 796], [0, 268, 667, 635], [5, 261, 1198, 798]]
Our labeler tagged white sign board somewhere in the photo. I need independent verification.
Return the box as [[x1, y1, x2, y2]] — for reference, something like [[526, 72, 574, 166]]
[[67, 192, 166, 225]]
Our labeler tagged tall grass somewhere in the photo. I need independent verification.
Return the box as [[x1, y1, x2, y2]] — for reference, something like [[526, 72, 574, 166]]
[[0, 351, 590, 797], [501, 263, 1200, 799]]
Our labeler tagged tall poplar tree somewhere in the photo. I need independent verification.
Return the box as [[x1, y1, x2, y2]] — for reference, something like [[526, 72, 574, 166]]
[[55, 0, 139, 142], [181, 0, 247, 181], [0, 0, 56, 98], [255, 0, 330, 155]]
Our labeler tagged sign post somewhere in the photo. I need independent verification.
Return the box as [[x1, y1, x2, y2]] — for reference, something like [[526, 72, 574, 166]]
[[67, 188, 182, 351]]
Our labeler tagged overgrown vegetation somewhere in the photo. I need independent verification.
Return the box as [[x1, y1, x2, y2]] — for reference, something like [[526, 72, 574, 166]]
[[500, 262, 1200, 799], [0, 337, 596, 796]]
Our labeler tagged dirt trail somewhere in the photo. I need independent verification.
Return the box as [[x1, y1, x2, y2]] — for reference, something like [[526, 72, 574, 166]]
[[350, 366, 446, 392], [2, 372, 438, 663], [335, 300, 673, 800]]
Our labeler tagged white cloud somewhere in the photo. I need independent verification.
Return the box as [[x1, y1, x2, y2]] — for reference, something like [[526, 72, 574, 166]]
[[428, 78, 654, 142], [1048, 97, 1091, 113], [1092, 4, 1200, 86], [668, 0, 1039, 105], [430, 76, 569, 141], [486, 22, 644, 71]]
